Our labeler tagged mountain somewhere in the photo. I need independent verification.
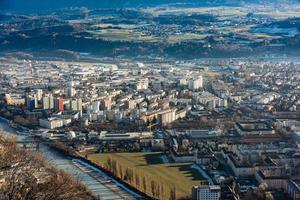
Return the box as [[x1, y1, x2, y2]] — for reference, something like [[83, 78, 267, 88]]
[[0, 0, 282, 14]]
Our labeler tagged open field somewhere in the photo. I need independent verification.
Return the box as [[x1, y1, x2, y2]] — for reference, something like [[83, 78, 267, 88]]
[[167, 33, 209, 43], [85, 152, 205, 199], [88, 29, 157, 42]]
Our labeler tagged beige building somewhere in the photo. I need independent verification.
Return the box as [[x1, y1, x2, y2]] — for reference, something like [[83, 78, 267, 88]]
[[5, 94, 25, 106]]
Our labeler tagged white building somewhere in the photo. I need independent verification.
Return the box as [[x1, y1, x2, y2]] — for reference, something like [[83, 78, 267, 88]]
[[179, 78, 188, 86], [70, 99, 82, 111], [194, 92, 227, 109], [136, 78, 149, 91], [188, 77, 203, 90], [35, 89, 43, 101], [42, 95, 54, 110], [39, 118, 64, 129], [92, 101, 100, 113], [98, 131, 153, 141], [68, 87, 76, 97], [159, 109, 176, 126], [192, 185, 221, 200]]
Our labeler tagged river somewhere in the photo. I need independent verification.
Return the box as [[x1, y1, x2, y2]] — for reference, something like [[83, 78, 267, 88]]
[[0, 119, 143, 200]]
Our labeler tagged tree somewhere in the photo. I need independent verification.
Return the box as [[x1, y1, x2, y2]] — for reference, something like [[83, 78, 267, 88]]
[[161, 184, 165, 200], [107, 157, 112, 171], [119, 165, 124, 179], [0, 134, 98, 200], [135, 174, 140, 189], [111, 159, 117, 176], [124, 168, 133, 183], [169, 187, 176, 200], [142, 176, 147, 193], [151, 180, 156, 197], [156, 183, 161, 199]]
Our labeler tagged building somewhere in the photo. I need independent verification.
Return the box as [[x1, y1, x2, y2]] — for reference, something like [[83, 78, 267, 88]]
[[54, 97, 64, 112], [175, 109, 187, 120], [193, 92, 227, 109], [39, 118, 64, 129], [225, 153, 254, 177], [125, 99, 136, 110], [35, 89, 43, 101], [140, 108, 177, 126], [158, 109, 176, 126], [188, 77, 203, 91], [100, 98, 112, 111], [179, 78, 187, 86], [136, 78, 149, 91], [287, 180, 300, 200], [187, 130, 217, 140], [42, 95, 54, 110], [67, 87, 76, 97], [92, 101, 100, 112], [26, 96, 38, 110], [192, 185, 221, 200], [255, 168, 288, 190], [70, 99, 82, 111], [4, 94, 25, 106], [98, 131, 153, 141], [234, 121, 275, 136]]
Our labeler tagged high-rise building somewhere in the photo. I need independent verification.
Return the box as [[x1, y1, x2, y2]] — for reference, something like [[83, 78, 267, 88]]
[[158, 109, 176, 126], [26, 96, 38, 110], [188, 76, 203, 91], [42, 95, 54, 110], [70, 99, 82, 111], [92, 101, 100, 113], [35, 89, 43, 101], [68, 87, 76, 97], [54, 97, 64, 111], [100, 98, 112, 111], [192, 185, 221, 200]]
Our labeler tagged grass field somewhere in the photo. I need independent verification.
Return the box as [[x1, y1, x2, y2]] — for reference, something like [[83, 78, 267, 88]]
[[88, 29, 157, 42], [167, 33, 208, 44], [85, 152, 205, 199]]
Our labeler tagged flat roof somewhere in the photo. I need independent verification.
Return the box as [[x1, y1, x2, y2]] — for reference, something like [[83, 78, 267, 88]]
[[237, 121, 272, 132]]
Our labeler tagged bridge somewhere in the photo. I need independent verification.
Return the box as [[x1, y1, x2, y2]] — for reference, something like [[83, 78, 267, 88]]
[[16, 141, 40, 151]]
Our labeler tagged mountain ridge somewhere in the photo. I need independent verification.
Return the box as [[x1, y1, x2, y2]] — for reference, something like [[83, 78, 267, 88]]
[[1, 0, 299, 14]]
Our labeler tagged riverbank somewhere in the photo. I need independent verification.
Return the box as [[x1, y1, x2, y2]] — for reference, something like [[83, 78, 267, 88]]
[[0, 134, 98, 200], [48, 141, 153, 200]]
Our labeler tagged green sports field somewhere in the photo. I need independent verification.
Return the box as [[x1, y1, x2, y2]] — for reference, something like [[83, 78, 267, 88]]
[[85, 152, 205, 199]]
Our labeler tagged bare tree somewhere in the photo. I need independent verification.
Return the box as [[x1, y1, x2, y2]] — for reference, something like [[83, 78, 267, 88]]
[[142, 176, 147, 193], [135, 174, 140, 189], [0, 134, 99, 200], [169, 187, 176, 200]]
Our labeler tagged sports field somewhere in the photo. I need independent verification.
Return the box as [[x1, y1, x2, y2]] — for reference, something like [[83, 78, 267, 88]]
[[86, 152, 205, 199]]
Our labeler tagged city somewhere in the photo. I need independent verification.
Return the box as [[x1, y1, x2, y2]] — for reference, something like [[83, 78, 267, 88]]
[[1, 1, 300, 200]]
